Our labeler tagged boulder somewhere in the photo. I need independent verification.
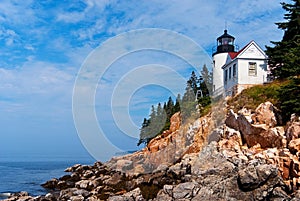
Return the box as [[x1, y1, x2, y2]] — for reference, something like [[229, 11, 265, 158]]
[[65, 164, 81, 172], [172, 182, 198, 199], [107, 188, 144, 201], [225, 109, 239, 131], [154, 190, 173, 201], [69, 195, 84, 201], [289, 139, 300, 154], [225, 109, 283, 148], [41, 178, 59, 189], [75, 180, 93, 190], [286, 121, 300, 143], [252, 101, 281, 127]]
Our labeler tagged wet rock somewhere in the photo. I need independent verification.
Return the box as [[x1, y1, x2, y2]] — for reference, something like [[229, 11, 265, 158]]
[[44, 193, 54, 199], [41, 178, 59, 189], [65, 164, 81, 173]]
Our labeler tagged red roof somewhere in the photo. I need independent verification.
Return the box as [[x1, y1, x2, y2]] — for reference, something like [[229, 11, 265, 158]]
[[228, 41, 253, 59]]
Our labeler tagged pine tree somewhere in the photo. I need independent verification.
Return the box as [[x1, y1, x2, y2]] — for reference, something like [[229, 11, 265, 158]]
[[181, 82, 198, 122], [201, 64, 213, 95], [265, 0, 300, 79], [174, 94, 181, 113], [138, 69, 214, 145], [137, 105, 157, 146], [187, 71, 198, 94], [166, 96, 174, 119], [138, 118, 150, 146], [278, 78, 300, 122]]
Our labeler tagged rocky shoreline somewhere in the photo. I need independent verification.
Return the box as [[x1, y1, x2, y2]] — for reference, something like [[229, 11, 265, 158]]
[[4, 101, 300, 200]]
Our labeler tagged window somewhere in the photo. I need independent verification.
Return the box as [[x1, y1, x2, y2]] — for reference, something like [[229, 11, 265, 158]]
[[233, 64, 236, 77], [222, 38, 228, 45], [248, 62, 257, 76], [225, 69, 228, 83], [229, 67, 232, 79]]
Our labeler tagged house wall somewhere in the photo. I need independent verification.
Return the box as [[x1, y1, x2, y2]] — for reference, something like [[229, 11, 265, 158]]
[[223, 42, 268, 97], [224, 58, 267, 96], [237, 59, 268, 85]]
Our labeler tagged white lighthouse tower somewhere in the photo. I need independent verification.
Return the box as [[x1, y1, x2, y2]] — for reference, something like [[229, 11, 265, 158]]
[[212, 30, 236, 97]]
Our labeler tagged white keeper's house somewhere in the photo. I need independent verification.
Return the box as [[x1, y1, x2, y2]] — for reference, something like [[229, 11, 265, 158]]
[[212, 30, 269, 97]]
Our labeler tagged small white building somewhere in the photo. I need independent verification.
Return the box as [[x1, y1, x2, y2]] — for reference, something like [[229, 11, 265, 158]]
[[212, 30, 269, 97]]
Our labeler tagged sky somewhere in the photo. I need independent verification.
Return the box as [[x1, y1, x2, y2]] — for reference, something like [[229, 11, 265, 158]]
[[0, 0, 287, 162]]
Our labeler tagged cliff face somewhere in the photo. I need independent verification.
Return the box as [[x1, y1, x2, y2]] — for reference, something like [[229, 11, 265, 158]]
[[6, 101, 300, 201], [106, 111, 212, 175]]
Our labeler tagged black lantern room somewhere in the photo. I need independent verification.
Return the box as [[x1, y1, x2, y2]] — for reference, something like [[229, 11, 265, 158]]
[[214, 29, 236, 55]]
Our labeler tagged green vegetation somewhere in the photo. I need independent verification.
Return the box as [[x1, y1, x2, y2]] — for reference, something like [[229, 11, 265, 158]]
[[227, 81, 282, 112], [228, 78, 300, 123], [137, 66, 212, 146], [262, 0, 300, 122], [265, 0, 300, 79], [137, 99, 179, 146], [278, 77, 300, 122]]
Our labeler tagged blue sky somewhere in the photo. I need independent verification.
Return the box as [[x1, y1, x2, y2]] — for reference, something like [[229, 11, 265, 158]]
[[0, 0, 286, 162]]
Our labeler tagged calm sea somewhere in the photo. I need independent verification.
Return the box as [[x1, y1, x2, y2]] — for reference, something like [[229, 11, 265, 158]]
[[0, 159, 95, 200]]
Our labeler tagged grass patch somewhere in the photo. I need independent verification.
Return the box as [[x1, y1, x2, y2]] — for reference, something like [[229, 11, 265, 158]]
[[227, 80, 286, 112], [227, 78, 300, 123]]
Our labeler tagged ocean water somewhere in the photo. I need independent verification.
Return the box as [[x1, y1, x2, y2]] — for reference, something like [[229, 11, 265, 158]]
[[0, 159, 94, 200]]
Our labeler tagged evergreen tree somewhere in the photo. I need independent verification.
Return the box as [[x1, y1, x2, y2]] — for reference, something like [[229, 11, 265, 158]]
[[137, 103, 168, 146], [166, 96, 174, 119], [173, 94, 181, 113], [201, 64, 213, 95], [187, 71, 198, 94], [138, 69, 213, 145], [149, 105, 156, 121], [137, 105, 157, 146], [181, 82, 198, 121], [182, 82, 196, 102], [138, 118, 150, 146], [265, 0, 300, 79], [278, 78, 300, 122], [156, 103, 166, 132]]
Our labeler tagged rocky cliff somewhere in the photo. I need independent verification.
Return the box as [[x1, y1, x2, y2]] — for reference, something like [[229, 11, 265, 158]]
[[5, 101, 300, 201]]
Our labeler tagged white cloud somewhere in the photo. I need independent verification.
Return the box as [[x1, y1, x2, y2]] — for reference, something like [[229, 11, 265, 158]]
[[0, 61, 76, 118], [71, 0, 284, 50]]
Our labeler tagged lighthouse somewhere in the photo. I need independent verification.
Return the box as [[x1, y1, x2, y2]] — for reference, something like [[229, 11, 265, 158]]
[[212, 29, 269, 97], [212, 29, 236, 97]]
